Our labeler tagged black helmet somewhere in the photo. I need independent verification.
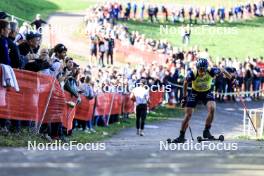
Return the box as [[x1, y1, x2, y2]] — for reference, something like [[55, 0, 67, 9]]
[[196, 58, 208, 70]]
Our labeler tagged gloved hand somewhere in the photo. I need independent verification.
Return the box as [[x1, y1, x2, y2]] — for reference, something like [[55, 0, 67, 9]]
[[181, 96, 187, 108], [232, 79, 239, 88]]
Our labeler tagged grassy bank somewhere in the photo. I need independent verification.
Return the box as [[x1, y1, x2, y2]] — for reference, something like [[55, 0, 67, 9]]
[[119, 17, 264, 60], [0, 0, 96, 21], [0, 106, 183, 147]]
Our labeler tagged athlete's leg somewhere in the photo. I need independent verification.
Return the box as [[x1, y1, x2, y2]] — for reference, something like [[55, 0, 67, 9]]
[[205, 101, 216, 128], [203, 101, 216, 139], [181, 107, 193, 132], [173, 90, 197, 143]]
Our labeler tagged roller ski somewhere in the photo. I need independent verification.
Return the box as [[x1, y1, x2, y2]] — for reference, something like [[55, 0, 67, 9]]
[[167, 131, 186, 143], [197, 129, 224, 143]]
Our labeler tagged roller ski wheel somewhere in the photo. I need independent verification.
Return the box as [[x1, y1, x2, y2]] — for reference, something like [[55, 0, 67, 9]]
[[197, 135, 225, 143], [166, 138, 172, 143], [167, 137, 186, 143]]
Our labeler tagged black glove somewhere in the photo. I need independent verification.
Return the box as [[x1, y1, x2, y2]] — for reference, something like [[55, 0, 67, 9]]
[[181, 96, 187, 108]]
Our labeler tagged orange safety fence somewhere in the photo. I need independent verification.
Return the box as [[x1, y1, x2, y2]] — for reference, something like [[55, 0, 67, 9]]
[[0, 69, 164, 130], [0, 68, 53, 122], [149, 91, 164, 109], [95, 93, 123, 116], [75, 96, 95, 121], [123, 94, 135, 113]]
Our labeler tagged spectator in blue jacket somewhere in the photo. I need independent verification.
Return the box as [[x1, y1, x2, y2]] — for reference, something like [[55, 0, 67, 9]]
[[0, 19, 11, 66]]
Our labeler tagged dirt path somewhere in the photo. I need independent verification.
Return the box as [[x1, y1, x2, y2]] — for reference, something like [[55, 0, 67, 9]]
[[41, 12, 89, 66]]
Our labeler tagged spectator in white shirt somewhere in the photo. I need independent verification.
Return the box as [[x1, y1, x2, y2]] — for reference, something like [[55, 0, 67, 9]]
[[130, 79, 149, 136]]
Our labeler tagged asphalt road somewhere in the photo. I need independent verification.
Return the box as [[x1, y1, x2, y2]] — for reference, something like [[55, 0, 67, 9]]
[[1, 101, 264, 176]]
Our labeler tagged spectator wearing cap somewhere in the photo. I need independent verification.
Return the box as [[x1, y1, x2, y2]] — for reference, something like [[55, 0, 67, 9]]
[[130, 79, 149, 136], [19, 31, 41, 56], [31, 14, 47, 33]]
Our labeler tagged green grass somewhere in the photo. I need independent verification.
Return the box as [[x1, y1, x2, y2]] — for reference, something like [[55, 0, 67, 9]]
[[236, 135, 264, 141], [0, 0, 96, 22], [119, 18, 264, 60], [0, 106, 183, 146], [235, 135, 252, 140], [0, 128, 47, 147]]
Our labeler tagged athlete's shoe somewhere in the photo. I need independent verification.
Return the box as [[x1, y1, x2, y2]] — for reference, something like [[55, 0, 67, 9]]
[[172, 136, 186, 143], [203, 129, 215, 139]]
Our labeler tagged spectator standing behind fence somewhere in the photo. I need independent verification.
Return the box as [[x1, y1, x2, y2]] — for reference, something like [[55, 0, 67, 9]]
[[19, 31, 41, 56], [50, 43, 67, 78], [8, 21, 27, 69], [130, 79, 149, 136], [0, 19, 12, 66], [0, 19, 11, 133], [75, 75, 95, 133], [0, 19, 23, 70]]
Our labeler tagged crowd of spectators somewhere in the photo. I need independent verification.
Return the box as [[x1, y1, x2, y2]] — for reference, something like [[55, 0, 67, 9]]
[[84, 3, 264, 105], [87, 1, 264, 24], [0, 13, 97, 140]]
